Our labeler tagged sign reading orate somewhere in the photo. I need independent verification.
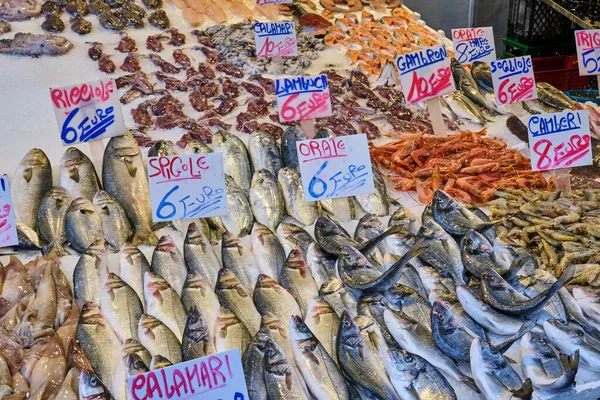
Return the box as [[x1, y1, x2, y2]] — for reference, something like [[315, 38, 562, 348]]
[[0, 176, 18, 248], [396, 44, 456, 104], [275, 74, 332, 122], [50, 79, 126, 145], [491, 56, 537, 105], [254, 22, 298, 57], [127, 349, 248, 400], [296, 134, 375, 201], [575, 30, 600, 75], [527, 110, 593, 171], [148, 153, 227, 222], [452, 27, 496, 64]]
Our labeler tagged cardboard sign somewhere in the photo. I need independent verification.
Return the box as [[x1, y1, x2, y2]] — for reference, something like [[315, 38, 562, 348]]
[[452, 27, 496, 64], [254, 22, 298, 57], [527, 110, 593, 171], [0, 176, 18, 248], [575, 30, 600, 75], [50, 79, 126, 145], [275, 75, 332, 122], [127, 349, 248, 400], [491, 56, 537, 105], [396, 44, 456, 104], [147, 154, 228, 222], [257, 0, 291, 5], [296, 134, 375, 201]]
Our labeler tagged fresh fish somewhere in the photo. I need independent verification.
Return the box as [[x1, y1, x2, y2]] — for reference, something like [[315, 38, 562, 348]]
[[543, 319, 600, 371], [103, 134, 157, 246], [290, 315, 349, 400], [432, 190, 493, 238], [431, 299, 481, 362], [536, 82, 573, 110], [306, 243, 337, 288], [143, 272, 186, 341], [15, 220, 42, 249], [388, 204, 418, 234], [79, 369, 111, 400], [125, 353, 149, 392], [249, 170, 284, 232], [148, 140, 175, 157], [242, 329, 271, 400], [150, 235, 187, 296], [451, 58, 478, 89], [337, 311, 399, 399], [221, 232, 259, 293], [259, 311, 300, 378], [458, 74, 495, 114], [249, 131, 282, 176], [355, 315, 389, 373], [354, 166, 389, 217], [222, 175, 254, 236], [73, 240, 107, 307], [354, 213, 390, 264], [264, 338, 310, 400], [280, 250, 319, 318], [214, 306, 251, 354], [181, 271, 220, 340], [0, 32, 73, 55], [276, 221, 314, 259], [278, 167, 319, 226], [251, 222, 286, 282], [441, 96, 459, 121], [386, 348, 457, 400], [523, 99, 559, 114], [506, 115, 529, 143], [216, 268, 261, 335], [444, 92, 487, 125], [77, 303, 121, 395], [573, 287, 600, 329], [0, 0, 41, 20], [520, 332, 578, 392], [518, 270, 567, 321], [122, 338, 152, 369], [470, 337, 533, 399], [37, 186, 71, 257], [150, 355, 173, 370], [385, 284, 432, 330], [185, 140, 213, 155], [319, 278, 358, 318], [214, 131, 252, 192], [357, 292, 397, 348], [471, 61, 493, 92], [137, 314, 182, 364], [119, 243, 150, 310], [93, 190, 132, 252], [182, 306, 215, 361], [417, 219, 466, 285], [99, 273, 143, 342], [305, 296, 339, 364], [280, 126, 305, 170], [65, 197, 103, 253], [253, 274, 302, 323], [183, 222, 220, 288], [461, 230, 509, 278], [59, 147, 101, 201], [11, 148, 52, 231], [418, 264, 456, 300]]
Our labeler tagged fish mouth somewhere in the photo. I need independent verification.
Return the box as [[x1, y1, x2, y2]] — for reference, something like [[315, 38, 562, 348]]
[[156, 238, 176, 251]]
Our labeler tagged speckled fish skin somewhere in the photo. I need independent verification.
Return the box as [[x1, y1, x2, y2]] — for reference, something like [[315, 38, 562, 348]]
[[319, 278, 358, 319], [253, 274, 302, 324], [11, 148, 52, 231], [150, 235, 187, 296], [305, 243, 337, 288], [119, 243, 150, 309], [93, 190, 132, 252], [280, 249, 319, 318], [222, 175, 254, 237], [214, 306, 251, 354], [358, 293, 397, 348], [37, 186, 72, 258], [183, 222, 220, 288], [432, 190, 493, 238], [215, 268, 261, 336], [103, 134, 157, 246], [137, 314, 182, 364], [249, 131, 282, 177], [242, 329, 271, 400], [305, 296, 340, 365], [276, 221, 314, 260], [354, 166, 389, 217], [355, 315, 389, 373], [431, 300, 478, 363], [278, 167, 319, 226], [249, 170, 284, 232], [461, 230, 505, 279], [73, 239, 107, 308], [65, 197, 103, 253], [59, 147, 101, 201], [251, 223, 286, 282], [264, 338, 311, 400], [221, 231, 259, 294], [182, 306, 216, 361], [99, 273, 143, 342], [181, 271, 220, 341], [214, 131, 252, 192], [143, 272, 187, 341], [280, 126, 305, 170], [385, 284, 432, 331]]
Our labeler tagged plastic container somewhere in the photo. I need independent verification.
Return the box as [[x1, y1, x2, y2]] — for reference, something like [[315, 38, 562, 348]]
[[565, 89, 600, 105], [507, 0, 573, 44], [531, 55, 591, 91]]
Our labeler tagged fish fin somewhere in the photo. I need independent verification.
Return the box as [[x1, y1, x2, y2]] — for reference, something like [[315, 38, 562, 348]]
[[501, 255, 527, 281], [358, 343, 364, 360], [495, 320, 536, 354], [124, 157, 138, 177], [358, 225, 403, 255], [235, 286, 248, 297], [23, 167, 33, 183], [505, 356, 517, 364], [258, 233, 265, 246], [108, 288, 116, 302], [559, 350, 580, 372], [79, 209, 95, 215], [302, 348, 320, 365], [145, 328, 155, 340], [131, 229, 159, 247], [511, 378, 533, 400], [101, 206, 110, 216], [69, 167, 80, 183], [285, 371, 293, 390], [42, 241, 70, 258], [461, 375, 480, 394], [279, 328, 288, 339]]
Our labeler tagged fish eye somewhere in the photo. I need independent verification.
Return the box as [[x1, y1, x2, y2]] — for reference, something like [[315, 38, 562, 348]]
[[90, 377, 98, 386], [489, 346, 498, 355], [403, 354, 413, 363]]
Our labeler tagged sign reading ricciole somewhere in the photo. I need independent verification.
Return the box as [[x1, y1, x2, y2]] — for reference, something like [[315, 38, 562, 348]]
[[451, 27, 496, 64], [490, 56, 537, 105], [253, 22, 298, 57], [275, 74, 332, 122], [0, 176, 18, 248]]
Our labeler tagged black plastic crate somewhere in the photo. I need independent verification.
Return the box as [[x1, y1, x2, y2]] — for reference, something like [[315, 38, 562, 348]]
[[507, 0, 574, 44]]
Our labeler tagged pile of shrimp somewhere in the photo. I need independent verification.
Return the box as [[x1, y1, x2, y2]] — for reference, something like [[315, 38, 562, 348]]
[[317, 7, 451, 76], [169, 0, 279, 26], [369, 129, 549, 204]]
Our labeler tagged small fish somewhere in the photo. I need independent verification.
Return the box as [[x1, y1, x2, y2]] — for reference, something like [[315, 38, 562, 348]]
[[251, 222, 286, 282], [99, 272, 143, 342], [150, 235, 187, 296], [59, 147, 101, 201], [183, 222, 220, 288], [253, 274, 302, 324], [148, 140, 176, 157], [249, 131, 282, 177], [143, 272, 186, 341], [471, 61, 493, 92], [276, 221, 314, 259], [73, 239, 107, 308], [305, 296, 340, 364], [536, 82, 573, 110], [182, 306, 215, 361], [215, 268, 261, 335], [458, 75, 495, 114], [125, 353, 149, 389], [249, 170, 284, 232], [417, 219, 466, 285], [355, 315, 389, 372], [357, 292, 397, 348], [221, 231, 259, 294], [264, 338, 311, 399], [214, 306, 251, 354], [222, 175, 254, 237], [65, 197, 103, 253], [432, 190, 494, 238], [431, 300, 480, 362], [37, 186, 72, 257], [280, 250, 319, 318], [506, 115, 529, 143], [242, 329, 271, 400], [122, 338, 152, 369], [543, 319, 600, 371], [119, 243, 150, 310], [280, 126, 305, 170], [214, 131, 252, 192], [278, 167, 319, 226], [93, 190, 132, 252], [181, 271, 221, 341], [444, 92, 487, 125], [354, 166, 389, 217], [137, 314, 182, 364]]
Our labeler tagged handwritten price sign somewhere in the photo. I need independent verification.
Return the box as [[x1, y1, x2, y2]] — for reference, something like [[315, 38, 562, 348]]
[[296, 134, 375, 201], [0, 176, 18, 248], [50, 79, 126, 145], [254, 22, 298, 57], [490, 56, 537, 105], [527, 110, 593, 171], [452, 27, 496, 64], [575, 30, 600, 75], [396, 44, 456, 105], [128, 349, 248, 400], [275, 74, 332, 122], [257, 0, 291, 4], [148, 153, 228, 222]]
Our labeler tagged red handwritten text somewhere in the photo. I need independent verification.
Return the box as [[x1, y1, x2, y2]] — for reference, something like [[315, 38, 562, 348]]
[[257, 37, 297, 57], [576, 30, 600, 51], [452, 28, 484, 43], [498, 76, 534, 105], [51, 79, 114, 110], [406, 67, 452, 104], [533, 134, 591, 170], [148, 155, 209, 183], [298, 137, 346, 162], [0, 204, 13, 244], [280, 92, 331, 122]]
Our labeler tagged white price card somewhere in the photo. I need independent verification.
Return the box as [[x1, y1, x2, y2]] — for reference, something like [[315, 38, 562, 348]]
[[254, 22, 298, 57], [395, 44, 456, 104], [451, 27, 496, 64], [575, 30, 600, 76], [527, 110, 593, 171], [490, 56, 537, 105], [257, 0, 291, 4], [296, 134, 375, 201], [147, 153, 228, 222], [0, 176, 18, 248], [275, 74, 332, 122], [127, 349, 249, 400], [50, 79, 126, 145]]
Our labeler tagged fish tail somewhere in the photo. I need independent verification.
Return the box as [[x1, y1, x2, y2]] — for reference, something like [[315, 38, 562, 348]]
[[560, 350, 580, 373], [461, 375, 480, 394], [131, 228, 159, 247], [495, 320, 537, 354], [42, 240, 70, 258], [511, 378, 533, 399]]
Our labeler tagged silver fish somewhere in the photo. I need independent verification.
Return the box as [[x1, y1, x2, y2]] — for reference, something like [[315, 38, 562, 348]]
[[471, 61, 493, 92], [122, 338, 152, 369], [65, 197, 103, 253], [280, 126, 305, 170], [264, 338, 310, 400], [73, 239, 107, 308], [214, 306, 251, 354], [251, 223, 286, 282], [221, 232, 259, 293], [305, 296, 339, 365], [119, 243, 150, 310], [461, 230, 507, 279], [280, 250, 319, 318], [417, 219, 466, 285], [16, 220, 42, 249], [278, 167, 319, 226], [99, 272, 143, 342], [457, 75, 495, 114], [354, 166, 389, 217], [242, 329, 271, 400], [103, 134, 157, 246], [143, 272, 186, 341], [181, 270, 220, 341], [518, 270, 568, 321], [151, 235, 187, 296], [276, 222, 314, 260], [385, 284, 432, 330], [150, 355, 173, 370], [11, 148, 52, 231], [306, 243, 337, 288], [137, 314, 182, 364], [355, 315, 389, 373], [182, 306, 215, 361], [214, 131, 252, 192], [37, 186, 71, 257], [431, 299, 480, 363], [79, 369, 111, 400], [543, 320, 600, 371], [249, 170, 284, 232], [59, 147, 101, 201], [573, 287, 600, 330], [444, 92, 487, 125], [249, 131, 282, 177], [319, 278, 358, 318], [185, 140, 213, 155], [216, 268, 261, 335], [260, 312, 298, 375], [93, 190, 132, 252], [0, 32, 73, 55], [183, 222, 220, 288], [357, 293, 397, 348], [253, 274, 302, 324], [537, 82, 574, 110], [223, 175, 254, 237], [432, 190, 494, 238], [125, 353, 149, 394], [354, 213, 390, 264]]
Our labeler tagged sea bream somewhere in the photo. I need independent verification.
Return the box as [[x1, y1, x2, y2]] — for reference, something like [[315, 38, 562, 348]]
[[59, 147, 101, 201], [37, 186, 72, 257]]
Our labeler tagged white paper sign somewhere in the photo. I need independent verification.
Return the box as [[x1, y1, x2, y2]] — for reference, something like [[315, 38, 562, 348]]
[[527, 110, 593, 171], [254, 22, 298, 57], [275, 74, 332, 122], [575, 30, 600, 76], [127, 349, 248, 400], [49, 79, 126, 145], [296, 134, 375, 201], [0, 176, 18, 248], [490, 56, 537, 105], [451, 27, 496, 64], [147, 153, 228, 222], [395, 44, 456, 104], [257, 0, 291, 5]]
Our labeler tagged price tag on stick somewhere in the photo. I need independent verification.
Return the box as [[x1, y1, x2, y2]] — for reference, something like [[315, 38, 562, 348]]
[[296, 134, 375, 201], [147, 153, 228, 222], [490, 56, 537, 105], [451, 27, 497, 64], [0, 176, 18, 248], [254, 22, 298, 57], [575, 29, 600, 90]]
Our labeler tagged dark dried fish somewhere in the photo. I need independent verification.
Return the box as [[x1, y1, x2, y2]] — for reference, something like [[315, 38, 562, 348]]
[[41, 14, 64, 32], [216, 62, 243, 78], [167, 27, 185, 46], [98, 10, 124, 30], [115, 34, 136, 52], [98, 54, 115, 73], [70, 15, 91, 34], [120, 53, 141, 72], [148, 9, 169, 29], [148, 53, 180, 73], [172, 49, 190, 68]]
